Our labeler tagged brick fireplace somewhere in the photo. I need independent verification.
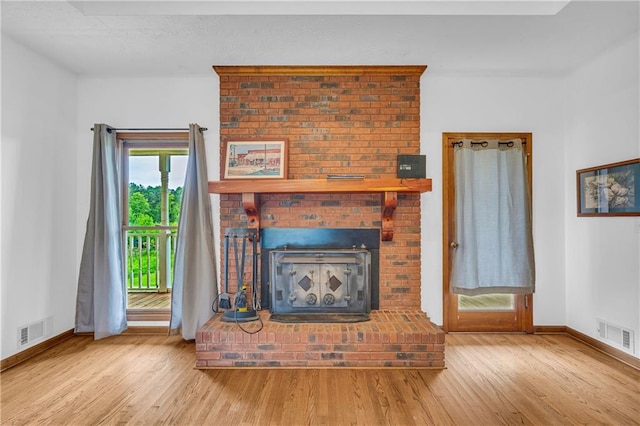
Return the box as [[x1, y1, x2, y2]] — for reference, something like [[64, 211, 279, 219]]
[[196, 66, 444, 368]]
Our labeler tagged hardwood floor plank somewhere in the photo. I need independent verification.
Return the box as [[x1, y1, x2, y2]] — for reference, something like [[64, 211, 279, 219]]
[[127, 292, 171, 310], [1, 333, 638, 425]]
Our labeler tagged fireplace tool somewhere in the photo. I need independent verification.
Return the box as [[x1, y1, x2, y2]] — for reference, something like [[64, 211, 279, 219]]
[[218, 234, 232, 310], [221, 228, 261, 327]]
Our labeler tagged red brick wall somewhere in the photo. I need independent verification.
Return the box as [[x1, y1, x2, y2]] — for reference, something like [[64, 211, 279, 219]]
[[215, 66, 426, 310]]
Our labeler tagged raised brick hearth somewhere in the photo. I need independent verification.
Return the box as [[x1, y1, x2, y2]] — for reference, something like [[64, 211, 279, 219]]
[[196, 310, 444, 368]]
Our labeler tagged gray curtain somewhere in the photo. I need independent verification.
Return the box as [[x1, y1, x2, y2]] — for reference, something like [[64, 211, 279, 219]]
[[75, 124, 128, 338], [450, 139, 535, 296], [169, 124, 217, 340]]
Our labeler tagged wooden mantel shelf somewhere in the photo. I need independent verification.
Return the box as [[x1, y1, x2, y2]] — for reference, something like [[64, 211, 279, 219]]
[[208, 178, 432, 241], [208, 177, 431, 194]]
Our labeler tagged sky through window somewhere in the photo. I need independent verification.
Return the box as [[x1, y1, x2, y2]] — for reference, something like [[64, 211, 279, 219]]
[[129, 155, 187, 189]]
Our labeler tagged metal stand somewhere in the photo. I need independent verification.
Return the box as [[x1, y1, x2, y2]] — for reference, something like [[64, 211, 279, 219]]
[[221, 228, 260, 323]]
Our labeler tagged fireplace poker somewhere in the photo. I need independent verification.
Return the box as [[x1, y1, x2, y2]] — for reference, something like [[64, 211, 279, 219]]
[[218, 234, 231, 309]]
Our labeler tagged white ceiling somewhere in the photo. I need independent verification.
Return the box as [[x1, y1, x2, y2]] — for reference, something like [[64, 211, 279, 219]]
[[1, 0, 638, 77]]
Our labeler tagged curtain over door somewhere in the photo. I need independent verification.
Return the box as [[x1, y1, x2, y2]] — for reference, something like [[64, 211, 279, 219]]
[[75, 123, 127, 339], [450, 138, 535, 296], [169, 124, 217, 340]]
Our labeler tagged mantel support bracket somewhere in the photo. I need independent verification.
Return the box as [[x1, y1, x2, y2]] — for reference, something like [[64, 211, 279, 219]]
[[382, 191, 397, 242], [242, 193, 260, 238]]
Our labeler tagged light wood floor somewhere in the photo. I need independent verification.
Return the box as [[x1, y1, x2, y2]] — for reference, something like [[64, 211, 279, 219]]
[[1, 333, 638, 425], [128, 292, 171, 309]]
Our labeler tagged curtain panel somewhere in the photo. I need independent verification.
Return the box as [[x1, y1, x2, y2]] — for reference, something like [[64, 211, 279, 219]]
[[450, 139, 535, 296], [169, 124, 218, 340], [75, 123, 128, 338]]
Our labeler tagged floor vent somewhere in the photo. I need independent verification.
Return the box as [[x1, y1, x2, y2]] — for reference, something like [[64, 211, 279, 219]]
[[17, 318, 51, 348], [597, 318, 635, 353]]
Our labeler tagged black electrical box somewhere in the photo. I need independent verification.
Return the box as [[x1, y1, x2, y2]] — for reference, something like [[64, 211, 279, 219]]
[[397, 155, 426, 178]]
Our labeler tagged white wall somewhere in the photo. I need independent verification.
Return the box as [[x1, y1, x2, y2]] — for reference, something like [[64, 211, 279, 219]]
[[564, 33, 640, 357], [76, 76, 221, 296], [420, 73, 566, 326], [1, 37, 78, 359]]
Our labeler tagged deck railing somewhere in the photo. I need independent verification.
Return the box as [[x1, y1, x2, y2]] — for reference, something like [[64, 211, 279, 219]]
[[125, 226, 177, 292]]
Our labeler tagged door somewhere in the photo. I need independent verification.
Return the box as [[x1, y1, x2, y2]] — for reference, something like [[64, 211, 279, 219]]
[[443, 133, 533, 333], [119, 132, 188, 318]]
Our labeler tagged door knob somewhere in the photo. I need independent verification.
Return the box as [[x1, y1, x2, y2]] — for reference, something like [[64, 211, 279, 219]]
[[450, 241, 459, 249]]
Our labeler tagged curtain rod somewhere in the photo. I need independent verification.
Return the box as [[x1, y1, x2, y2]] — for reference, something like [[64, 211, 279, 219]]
[[451, 140, 526, 148], [90, 127, 208, 132]]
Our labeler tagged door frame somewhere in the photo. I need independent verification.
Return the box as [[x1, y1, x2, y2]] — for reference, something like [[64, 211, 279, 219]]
[[442, 132, 534, 333], [119, 131, 189, 321]]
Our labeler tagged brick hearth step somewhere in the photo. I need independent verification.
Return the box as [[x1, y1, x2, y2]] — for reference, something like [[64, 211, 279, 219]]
[[196, 310, 445, 368]]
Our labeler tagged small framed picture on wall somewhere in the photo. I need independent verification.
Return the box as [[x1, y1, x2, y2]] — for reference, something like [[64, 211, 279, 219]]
[[577, 158, 640, 216]]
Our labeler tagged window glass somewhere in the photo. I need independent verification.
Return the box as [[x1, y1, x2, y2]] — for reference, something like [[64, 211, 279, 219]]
[[127, 153, 187, 226], [124, 142, 188, 308]]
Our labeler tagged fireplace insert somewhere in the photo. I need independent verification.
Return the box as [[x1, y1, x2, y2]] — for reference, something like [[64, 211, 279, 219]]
[[260, 228, 380, 318], [270, 249, 371, 315]]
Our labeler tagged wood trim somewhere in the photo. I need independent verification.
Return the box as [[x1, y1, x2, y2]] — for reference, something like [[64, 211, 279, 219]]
[[1, 329, 75, 372], [533, 325, 568, 334], [442, 134, 455, 332], [208, 178, 432, 194], [242, 192, 260, 234], [213, 65, 427, 77], [566, 327, 640, 370], [535, 325, 639, 370], [381, 191, 398, 241], [116, 132, 188, 141], [126, 309, 171, 322]]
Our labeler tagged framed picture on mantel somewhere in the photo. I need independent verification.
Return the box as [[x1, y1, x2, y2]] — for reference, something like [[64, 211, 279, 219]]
[[577, 158, 640, 216], [222, 138, 288, 180]]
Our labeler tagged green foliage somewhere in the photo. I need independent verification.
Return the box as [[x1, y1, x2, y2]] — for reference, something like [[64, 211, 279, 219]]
[[128, 183, 183, 225], [127, 182, 181, 290], [129, 192, 151, 225], [169, 187, 183, 225]]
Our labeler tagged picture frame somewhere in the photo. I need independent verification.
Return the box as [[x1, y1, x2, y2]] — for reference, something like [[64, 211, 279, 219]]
[[577, 158, 640, 216], [222, 138, 288, 180]]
